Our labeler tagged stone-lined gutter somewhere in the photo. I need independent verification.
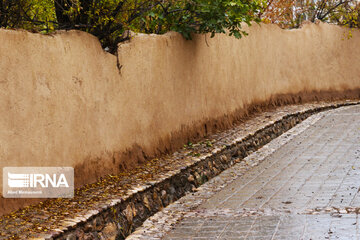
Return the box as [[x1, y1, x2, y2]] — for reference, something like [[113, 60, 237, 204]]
[[125, 107, 346, 239], [0, 101, 359, 240]]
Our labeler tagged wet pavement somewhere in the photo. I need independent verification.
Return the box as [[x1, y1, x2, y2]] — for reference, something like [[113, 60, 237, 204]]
[[129, 105, 360, 240], [163, 105, 360, 240], [164, 213, 360, 239]]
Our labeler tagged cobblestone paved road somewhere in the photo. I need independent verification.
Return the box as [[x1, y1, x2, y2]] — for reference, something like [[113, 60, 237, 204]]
[[162, 105, 360, 240]]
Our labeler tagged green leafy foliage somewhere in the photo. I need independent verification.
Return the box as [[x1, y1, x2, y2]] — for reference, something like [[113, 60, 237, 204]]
[[0, 0, 55, 32], [134, 0, 263, 39], [3, 0, 358, 53], [0, 0, 263, 53]]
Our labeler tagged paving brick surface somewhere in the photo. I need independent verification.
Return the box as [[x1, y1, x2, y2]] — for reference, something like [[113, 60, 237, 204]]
[[165, 214, 360, 239], [129, 105, 360, 240], [163, 106, 360, 240], [200, 106, 360, 213]]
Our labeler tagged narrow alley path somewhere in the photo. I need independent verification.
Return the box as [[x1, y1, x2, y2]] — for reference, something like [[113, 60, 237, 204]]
[[164, 105, 360, 239], [129, 105, 360, 240]]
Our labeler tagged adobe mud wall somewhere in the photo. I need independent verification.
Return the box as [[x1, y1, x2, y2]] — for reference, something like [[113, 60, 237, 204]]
[[0, 23, 359, 215]]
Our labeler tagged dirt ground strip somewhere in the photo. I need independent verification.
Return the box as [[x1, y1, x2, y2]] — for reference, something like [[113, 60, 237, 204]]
[[0, 101, 359, 240]]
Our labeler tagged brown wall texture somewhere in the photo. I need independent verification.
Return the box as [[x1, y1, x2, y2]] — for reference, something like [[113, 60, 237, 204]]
[[0, 22, 359, 215]]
